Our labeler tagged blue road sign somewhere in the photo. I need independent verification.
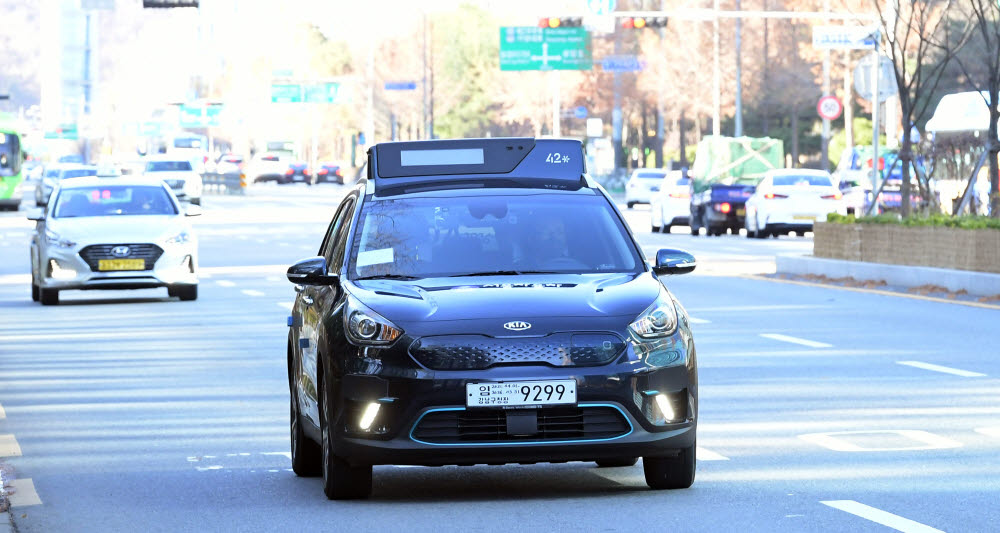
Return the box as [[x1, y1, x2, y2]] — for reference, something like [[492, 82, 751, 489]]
[[600, 55, 645, 72], [574, 106, 588, 119], [587, 0, 616, 16], [385, 81, 418, 91]]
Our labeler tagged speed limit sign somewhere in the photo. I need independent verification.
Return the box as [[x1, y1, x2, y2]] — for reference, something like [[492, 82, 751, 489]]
[[817, 95, 844, 121]]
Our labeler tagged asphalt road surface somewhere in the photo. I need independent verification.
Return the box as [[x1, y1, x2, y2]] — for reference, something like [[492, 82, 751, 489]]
[[1, 186, 998, 532]]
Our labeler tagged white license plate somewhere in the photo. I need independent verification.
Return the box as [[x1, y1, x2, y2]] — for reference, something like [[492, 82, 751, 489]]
[[793, 215, 816, 221], [466, 380, 577, 408]]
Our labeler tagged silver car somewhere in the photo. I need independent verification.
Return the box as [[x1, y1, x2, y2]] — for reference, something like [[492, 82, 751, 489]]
[[35, 164, 97, 206], [28, 176, 200, 305]]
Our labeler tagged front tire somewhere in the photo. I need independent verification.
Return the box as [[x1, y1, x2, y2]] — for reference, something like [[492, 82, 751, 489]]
[[661, 224, 672, 234], [643, 443, 696, 490], [320, 376, 372, 500], [174, 285, 198, 301], [40, 287, 59, 306], [627, 202, 636, 209], [290, 387, 322, 477], [31, 273, 39, 302]]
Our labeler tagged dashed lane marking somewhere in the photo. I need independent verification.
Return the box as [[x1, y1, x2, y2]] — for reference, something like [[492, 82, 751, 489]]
[[897, 361, 987, 378], [0, 404, 5, 419], [0, 434, 22, 457], [821, 500, 944, 533], [760, 333, 832, 348], [688, 317, 711, 324], [800, 430, 963, 452], [216, 280, 236, 287], [697, 447, 729, 461], [241, 289, 266, 297], [974, 427, 1000, 438], [7, 478, 42, 507]]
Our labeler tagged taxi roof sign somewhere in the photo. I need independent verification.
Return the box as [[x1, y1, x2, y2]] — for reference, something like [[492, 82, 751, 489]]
[[369, 138, 585, 195]]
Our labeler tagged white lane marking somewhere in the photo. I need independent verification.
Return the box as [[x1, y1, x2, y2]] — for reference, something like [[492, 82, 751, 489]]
[[265, 276, 281, 283], [760, 333, 832, 348], [688, 317, 711, 324], [974, 427, 1000, 438], [196, 465, 223, 472], [799, 430, 963, 452], [262, 451, 292, 460], [216, 280, 236, 287], [821, 500, 944, 533], [0, 404, 5, 419], [277, 302, 293, 311], [697, 447, 729, 461], [241, 289, 266, 297], [897, 361, 986, 378], [7, 478, 43, 507], [0, 434, 23, 456]]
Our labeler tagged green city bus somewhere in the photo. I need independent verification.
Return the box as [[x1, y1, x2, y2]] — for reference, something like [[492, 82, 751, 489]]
[[0, 115, 25, 211]]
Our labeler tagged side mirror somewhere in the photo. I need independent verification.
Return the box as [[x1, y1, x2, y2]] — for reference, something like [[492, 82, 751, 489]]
[[26, 208, 45, 221], [653, 249, 696, 276], [287, 256, 339, 286], [184, 205, 203, 217]]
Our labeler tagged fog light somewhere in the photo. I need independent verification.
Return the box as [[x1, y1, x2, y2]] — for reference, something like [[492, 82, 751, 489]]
[[359, 402, 380, 430], [655, 393, 675, 421], [49, 259, 77, 280]]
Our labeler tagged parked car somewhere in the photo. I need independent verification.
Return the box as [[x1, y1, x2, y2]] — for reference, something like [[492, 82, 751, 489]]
[[283, 162, 312, 185], [744, 169, 846, 238], [27, 175, 200, 305], [36, 164, 98, 206], [143, 157, 203, 205], [649, 171, 691, 233], [213, 153, 244, 175], [625, 168, 669, 208], [316, 163, 346, 184]]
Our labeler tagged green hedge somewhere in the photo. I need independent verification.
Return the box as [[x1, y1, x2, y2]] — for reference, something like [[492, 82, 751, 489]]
[[826, 212, 1000, 230]]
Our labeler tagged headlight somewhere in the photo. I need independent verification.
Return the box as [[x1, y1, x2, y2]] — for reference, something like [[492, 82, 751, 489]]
[[344, 296, 402, 346], [629, 289, 678, 339], [165, 230, 191, 245], [44, 229, 76, 248]]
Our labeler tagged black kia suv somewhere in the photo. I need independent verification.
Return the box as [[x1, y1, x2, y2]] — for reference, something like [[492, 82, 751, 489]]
[[286, 138, 699, 499]]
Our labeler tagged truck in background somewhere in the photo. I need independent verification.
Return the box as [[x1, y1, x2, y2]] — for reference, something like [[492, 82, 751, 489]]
[[688, 136, 784, 236]]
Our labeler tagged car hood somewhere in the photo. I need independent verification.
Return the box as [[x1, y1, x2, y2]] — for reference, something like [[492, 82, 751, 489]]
[[48, 215, 188, 244], [350, 272, 661, 336]]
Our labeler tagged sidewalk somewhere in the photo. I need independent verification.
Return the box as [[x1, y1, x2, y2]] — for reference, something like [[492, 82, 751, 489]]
[[776, 254, 1000, 299]]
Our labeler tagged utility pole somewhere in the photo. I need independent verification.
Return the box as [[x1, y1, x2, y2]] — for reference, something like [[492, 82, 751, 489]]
[[613, 28, 624, 168], [712, 0, 721, 136], [821, 0, 831, 171], [734, 0, 743, 137]]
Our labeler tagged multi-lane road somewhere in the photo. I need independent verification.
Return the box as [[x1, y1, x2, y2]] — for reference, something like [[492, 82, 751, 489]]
[[1, 184, 998, 532]]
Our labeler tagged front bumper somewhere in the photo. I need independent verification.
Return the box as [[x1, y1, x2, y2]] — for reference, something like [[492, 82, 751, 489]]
[[39, 242, 198, 291], [325, 351, 697, 466]]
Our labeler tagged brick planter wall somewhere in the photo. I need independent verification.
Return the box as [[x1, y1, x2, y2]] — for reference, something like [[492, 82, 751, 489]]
[[813, 222, 1000, 274]]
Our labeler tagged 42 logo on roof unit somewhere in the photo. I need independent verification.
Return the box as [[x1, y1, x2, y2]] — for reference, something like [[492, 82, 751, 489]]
[[545, 152, 571, 164]]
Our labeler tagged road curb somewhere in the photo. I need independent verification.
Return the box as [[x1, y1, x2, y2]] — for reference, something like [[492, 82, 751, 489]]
[[0, 511, 12, 533], [775, 254, 1000, 298]]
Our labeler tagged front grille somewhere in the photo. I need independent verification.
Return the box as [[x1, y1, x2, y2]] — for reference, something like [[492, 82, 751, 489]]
[[409, 333, 625, 370], [165, 179, 185, 189], [411, 406, 630, 444], [79, 244, 164, 272]]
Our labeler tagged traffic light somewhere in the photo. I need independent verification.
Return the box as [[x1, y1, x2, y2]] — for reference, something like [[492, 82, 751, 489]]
[[538, 17, 583, 28], [620, 17, 668, 30]]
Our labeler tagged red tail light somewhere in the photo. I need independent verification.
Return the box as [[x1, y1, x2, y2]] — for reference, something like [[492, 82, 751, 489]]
[[284, 169, 293, 175], [335, 169, 343, 177], [304, 169, 311, 176], [318, 169, 328, 175], [718, 202, 731, 214], [669, 192, 690, 198], [764, 193, 788, 199], [822, 193, 843, 200]]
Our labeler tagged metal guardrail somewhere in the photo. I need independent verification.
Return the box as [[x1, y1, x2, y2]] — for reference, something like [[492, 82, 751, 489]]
[[201, 171, 246, 195]]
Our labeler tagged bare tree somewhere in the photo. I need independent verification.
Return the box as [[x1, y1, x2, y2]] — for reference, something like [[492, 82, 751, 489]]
[[873, 0, 969, 216], [953, 0, 1000, 217]]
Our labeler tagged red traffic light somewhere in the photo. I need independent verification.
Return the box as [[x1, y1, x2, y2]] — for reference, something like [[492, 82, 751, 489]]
[[539, 17, 582, 28]]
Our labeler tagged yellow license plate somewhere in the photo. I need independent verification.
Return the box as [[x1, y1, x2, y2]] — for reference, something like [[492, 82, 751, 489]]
[[98, 259, 145, 271], [736, 208, 746, 217], [793, 215, 816, 221]]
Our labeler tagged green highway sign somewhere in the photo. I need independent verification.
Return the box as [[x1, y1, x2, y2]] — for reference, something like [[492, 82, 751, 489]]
[[303, 82, 342, 103], [44, 124, 78, 140], [499, 27, 592, 71], [271, 84, 303, 103], [179, 104, 222, 127]]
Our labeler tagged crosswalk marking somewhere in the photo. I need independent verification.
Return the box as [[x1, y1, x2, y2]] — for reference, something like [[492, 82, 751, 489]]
[[897, 361, 986, 378], [760, 333, 832, 348], [688, 317, 711, 324], [241, 289, 266, 297], [697, 447, 729, 461], [7, 478, 43, 507], [0, 434, 22, 456], [974, 427, 1000, 438], [216, 280, 236, 287], [277, 302, 293, 311], [821, 500, 944, 533], [0, 403, 5, 419]]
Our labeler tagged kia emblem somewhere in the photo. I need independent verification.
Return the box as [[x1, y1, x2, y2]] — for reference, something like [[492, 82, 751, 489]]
[[111, 246, 131, 258], [503, 321, 531, 331]]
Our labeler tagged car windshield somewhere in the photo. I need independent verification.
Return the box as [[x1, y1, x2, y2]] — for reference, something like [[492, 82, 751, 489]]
[[146, 161, 193, 172], [174, 138, 202, 149], [773, 175, 832, 187], [59, 168, 97, 179], [53, 185, 177, 218], [44, 168, 61, 178], [349, 193, 643, 279], [637, 172, 666, 179], [676, 177, 691, 186]]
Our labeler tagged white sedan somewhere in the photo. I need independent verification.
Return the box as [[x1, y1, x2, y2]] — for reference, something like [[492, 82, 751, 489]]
[[649, 170, 691, 233], [744, 169, 847, 239], [625, 168, 668, 208], [143, 157, 203, 205], [28, 176, 200, 305]]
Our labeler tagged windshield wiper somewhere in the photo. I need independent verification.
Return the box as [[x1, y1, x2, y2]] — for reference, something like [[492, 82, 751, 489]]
[[354, 274, 422, 281], [448, 270, 558, 277]]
